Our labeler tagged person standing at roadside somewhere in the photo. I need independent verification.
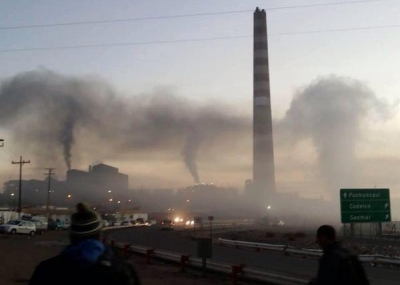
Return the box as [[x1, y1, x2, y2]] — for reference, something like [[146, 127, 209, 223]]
[[309, 225, 369, 285], [29, 203, 140, 285]]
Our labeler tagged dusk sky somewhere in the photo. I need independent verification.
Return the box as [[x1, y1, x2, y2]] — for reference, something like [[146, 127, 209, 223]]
[[1, 0, 400, 201]]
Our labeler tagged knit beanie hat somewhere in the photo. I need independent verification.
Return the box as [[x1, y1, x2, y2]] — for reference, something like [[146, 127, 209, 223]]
[[70, 203, 102, 238]]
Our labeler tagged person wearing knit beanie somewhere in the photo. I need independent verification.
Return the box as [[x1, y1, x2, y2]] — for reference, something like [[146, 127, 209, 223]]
[[70, 203, 103, 243], [29, 202, 141, 285]]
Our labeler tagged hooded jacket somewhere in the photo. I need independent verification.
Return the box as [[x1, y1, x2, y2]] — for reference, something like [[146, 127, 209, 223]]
[[29, 239, 140, 285]]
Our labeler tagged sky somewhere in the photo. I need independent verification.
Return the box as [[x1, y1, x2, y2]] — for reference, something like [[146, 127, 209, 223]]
[[1, 0, 400, 200]]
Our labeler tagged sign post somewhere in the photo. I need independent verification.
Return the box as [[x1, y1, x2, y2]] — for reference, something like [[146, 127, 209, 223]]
[[340, 188, 391, 224], [197, 237, 212, 276]]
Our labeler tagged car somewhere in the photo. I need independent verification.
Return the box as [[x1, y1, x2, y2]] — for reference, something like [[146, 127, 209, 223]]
[[161, 219, 174, 231], [121, 221, 131, 226], [21, 216, 47, 235], [31, 219, 47, 235], [112, 221, 121, 226], [0, 220, 36, 236], [146, 219, 157, 226], [48, 220, 69, 230], [135, 218, 146, 227], [102, 220, 110, 227]]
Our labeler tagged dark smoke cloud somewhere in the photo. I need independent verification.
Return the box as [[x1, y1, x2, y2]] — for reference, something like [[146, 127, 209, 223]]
[[0, 70, 249, 182], [278, 76, 389, 193]]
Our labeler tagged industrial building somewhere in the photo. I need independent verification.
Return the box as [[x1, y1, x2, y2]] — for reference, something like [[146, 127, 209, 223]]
[[2, 163, 129, 208]]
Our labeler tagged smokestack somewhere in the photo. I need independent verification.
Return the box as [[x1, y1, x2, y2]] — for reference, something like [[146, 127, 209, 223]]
[[252, 8, 276, 208]]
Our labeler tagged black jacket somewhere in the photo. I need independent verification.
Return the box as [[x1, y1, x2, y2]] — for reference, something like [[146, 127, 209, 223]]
[[29, 245, 140, 285], [314, 242, 352, 285]]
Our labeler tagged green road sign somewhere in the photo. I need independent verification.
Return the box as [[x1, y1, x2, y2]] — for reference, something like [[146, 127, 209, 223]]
[[340, 189, 391, 223]]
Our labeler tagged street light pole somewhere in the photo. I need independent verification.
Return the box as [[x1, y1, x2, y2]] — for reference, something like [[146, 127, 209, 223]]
[[11, 193, 15, 210]]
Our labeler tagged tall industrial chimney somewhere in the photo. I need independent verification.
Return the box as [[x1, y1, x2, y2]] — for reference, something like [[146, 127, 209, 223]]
[[252, 7, 276, 208]]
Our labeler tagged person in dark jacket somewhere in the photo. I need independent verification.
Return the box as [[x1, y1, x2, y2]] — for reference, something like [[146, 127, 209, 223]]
[[29, 203, 140, 285], [310, 225, 368, 285]]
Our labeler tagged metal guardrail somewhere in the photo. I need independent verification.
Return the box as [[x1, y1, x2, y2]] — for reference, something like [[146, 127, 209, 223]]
[[218, 238, 400, 266], [105, 237, 308, 285]]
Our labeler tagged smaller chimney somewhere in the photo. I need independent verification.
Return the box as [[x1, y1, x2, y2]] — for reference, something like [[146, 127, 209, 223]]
[[88, 165, 92, 172]]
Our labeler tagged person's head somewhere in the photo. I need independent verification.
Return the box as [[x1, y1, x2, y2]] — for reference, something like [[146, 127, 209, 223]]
[[316, 225, 336, 248], [70, 203, 103, 244]]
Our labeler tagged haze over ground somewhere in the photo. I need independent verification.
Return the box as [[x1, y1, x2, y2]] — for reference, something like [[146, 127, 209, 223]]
[[1, 0, 400, 205]]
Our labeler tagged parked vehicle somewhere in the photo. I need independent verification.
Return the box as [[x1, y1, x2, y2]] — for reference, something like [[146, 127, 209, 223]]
[[21, 215, 47, 234], [48, 219, 69, 230], [0, 220, 36, 235], [31, 219, 47, 235], [161, 219, 174, 231], [146, 219, 157, 226], [102, 220, 110, 227], [121, 221, 130, 226], [112, 221, 121, 226], [135, 218, 145, 226]]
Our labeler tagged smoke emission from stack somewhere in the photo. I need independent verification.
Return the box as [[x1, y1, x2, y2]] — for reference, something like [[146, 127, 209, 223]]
[[0, 70, 391, 197], [60, 119, 74, 170], [183, 131, 202, 184], [278, 76, 389, 193], [0, 70, 249, 182]]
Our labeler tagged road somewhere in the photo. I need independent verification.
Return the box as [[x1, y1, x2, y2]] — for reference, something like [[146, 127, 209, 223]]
[[110, 226, 400, 285]]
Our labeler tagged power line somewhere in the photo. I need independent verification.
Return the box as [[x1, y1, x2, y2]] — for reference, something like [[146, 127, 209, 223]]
[[264, 0, 396, 11], [0, 10, 251, 31], [0, 0, 394, 31], [270, 23, 400, 36], [2, 22, 400, 53], [0, 36, 252, 53]]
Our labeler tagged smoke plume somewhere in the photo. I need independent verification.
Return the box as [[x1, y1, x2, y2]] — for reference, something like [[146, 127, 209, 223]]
[[183, 131, 202, 183], [279, 76, 388, 192], [0, 70, 249, 182]]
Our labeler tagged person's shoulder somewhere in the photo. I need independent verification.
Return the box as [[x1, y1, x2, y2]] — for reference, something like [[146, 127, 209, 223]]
[[35, 254, 67, 271]]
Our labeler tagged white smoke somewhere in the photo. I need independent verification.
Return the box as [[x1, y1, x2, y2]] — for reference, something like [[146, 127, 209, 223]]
[[278, 76, 389, 194]]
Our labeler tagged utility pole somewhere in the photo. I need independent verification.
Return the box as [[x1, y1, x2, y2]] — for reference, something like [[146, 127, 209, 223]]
[[0, 139, 4, 147], [12, 156, 30, 218], [44, 168, 55, 224]]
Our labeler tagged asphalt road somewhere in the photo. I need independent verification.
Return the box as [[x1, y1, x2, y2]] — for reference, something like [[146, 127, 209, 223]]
[[110, 226, 400, 285]]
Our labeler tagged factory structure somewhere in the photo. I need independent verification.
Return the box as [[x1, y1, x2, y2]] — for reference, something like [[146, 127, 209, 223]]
[[67, 164, 129, 203], [2, 163, 129, 208], [249, 7, 276, 212]]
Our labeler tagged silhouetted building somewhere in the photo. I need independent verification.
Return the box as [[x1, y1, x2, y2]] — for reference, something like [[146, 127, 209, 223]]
[[66, 163, 129, 204]]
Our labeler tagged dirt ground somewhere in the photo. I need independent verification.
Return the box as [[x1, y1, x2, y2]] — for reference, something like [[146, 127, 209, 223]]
[[0, 231, 230, 285]]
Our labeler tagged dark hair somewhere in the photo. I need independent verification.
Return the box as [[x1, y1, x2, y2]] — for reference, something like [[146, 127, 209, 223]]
[[317, 225, 336, 240]]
